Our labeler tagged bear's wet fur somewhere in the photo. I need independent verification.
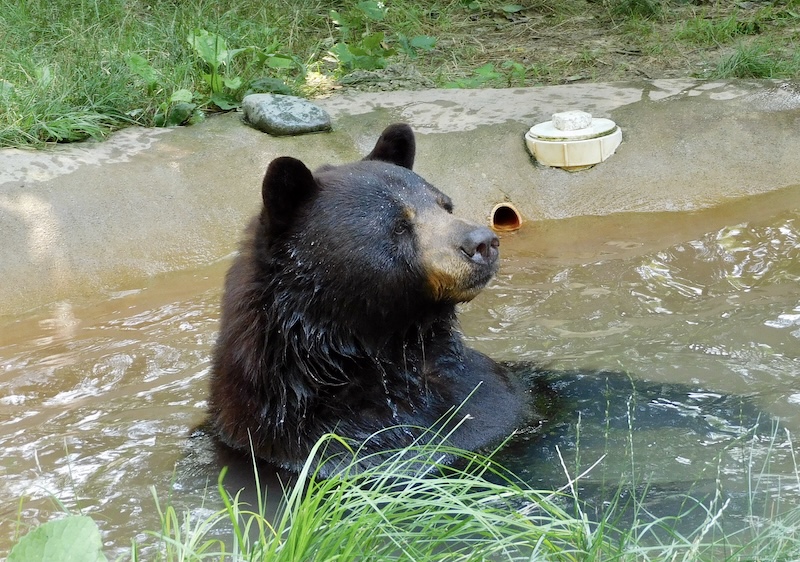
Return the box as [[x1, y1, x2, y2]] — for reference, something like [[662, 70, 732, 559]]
[[208, 124, 528, 476]]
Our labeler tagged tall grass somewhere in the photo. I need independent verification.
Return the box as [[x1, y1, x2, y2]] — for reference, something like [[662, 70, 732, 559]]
[[711, 40, 800, 79], [0, 0, 326, 146], [0, 0, 443, 146], [132, 423, 800, 562], [10, 413, 800, 560], [3, 0, 800, 148], [673, 12, 760, 46]]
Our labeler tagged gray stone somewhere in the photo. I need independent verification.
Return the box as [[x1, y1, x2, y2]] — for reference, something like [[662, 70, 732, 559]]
[[241, 93, 332, 136]]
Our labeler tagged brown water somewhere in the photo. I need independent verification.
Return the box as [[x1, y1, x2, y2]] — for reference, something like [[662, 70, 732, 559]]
[[1, 185, 799, 557]]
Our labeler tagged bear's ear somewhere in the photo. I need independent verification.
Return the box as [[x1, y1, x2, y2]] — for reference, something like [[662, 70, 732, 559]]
[[261, 156, 319, 237], [363, 123, 416, 170]]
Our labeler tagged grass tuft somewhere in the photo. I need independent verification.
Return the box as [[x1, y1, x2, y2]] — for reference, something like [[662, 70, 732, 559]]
[[132, 422, 800, 561], [606, 0, 664, 21], [711, 41, 798, 79]]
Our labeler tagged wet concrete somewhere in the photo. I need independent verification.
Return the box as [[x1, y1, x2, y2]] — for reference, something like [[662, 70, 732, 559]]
[[2, 79, 799, 315]]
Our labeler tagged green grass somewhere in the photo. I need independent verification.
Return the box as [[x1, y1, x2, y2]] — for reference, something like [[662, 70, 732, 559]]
[[0, 0, 443, 146], [2, 0, 800, 148], [11, 419, 800, 561], [711, 40, 800, 79], [673, 12, 760, 46], [0, 0, 313, 146], [606, 0, 664, 21], [124, 424, 800, 562]]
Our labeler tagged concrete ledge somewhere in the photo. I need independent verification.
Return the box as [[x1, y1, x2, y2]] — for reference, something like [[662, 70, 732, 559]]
[[2, 79, 799, 315]]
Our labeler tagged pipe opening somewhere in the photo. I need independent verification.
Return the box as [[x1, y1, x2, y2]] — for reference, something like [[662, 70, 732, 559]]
[[490, 203, 522, 232]]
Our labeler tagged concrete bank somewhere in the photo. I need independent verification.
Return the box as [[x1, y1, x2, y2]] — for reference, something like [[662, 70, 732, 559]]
[[2, 79, 799, 315]]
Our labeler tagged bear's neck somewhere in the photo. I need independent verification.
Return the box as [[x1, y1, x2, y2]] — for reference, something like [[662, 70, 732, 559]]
[[270, 300, 461, 381], [260, 291, 464, 411]]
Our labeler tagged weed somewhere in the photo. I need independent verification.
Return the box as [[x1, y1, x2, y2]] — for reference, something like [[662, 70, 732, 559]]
[[445, 60, 544, 88], [8, 516, 107, 562], [398, 34, 438, 59], [445, 62, 503, 88], [132, 422, 800, 561], [711, 41, 796, 79], [328, 2, 393, 72], [674, 12, 761, 46], [327, 1, 436, 73], [502, 60, 529, 86], [607, 0, 663, 21]]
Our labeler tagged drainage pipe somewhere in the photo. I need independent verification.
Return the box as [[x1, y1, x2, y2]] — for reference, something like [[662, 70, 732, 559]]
[[490, 202, 522, 232]]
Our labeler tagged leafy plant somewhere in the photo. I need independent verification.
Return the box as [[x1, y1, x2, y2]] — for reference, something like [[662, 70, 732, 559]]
[[125, 53, 160, 96], [445, 63, 503, 88], [8, 515, 108, 562], [329, 31, 397, 71], [329, 2, 394, 72], [328, 2, 437, 73], [502, 60, 529, 85], [187, 28, 250, 110], [397, 34, 437, 59], [186, 29, 297, 110], [154, 88, 204, 127]]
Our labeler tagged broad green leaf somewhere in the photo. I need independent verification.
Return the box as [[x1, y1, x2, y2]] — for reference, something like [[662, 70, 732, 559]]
[[357, 1, 387, 21], [410, 35, 437, 50], [170, 88, 194, 103], [125, 53, 158, 85], [248, 77, 293, 95], [210, 92, 239, 110], [223, 76, 242, 90], [502, 4, 524, 12], [225, 47, 250, 61], [353, 54, 388, 70], [187, 29, 228, 69], [344, 43, 366, 57], [8, 515, 107, 562], [330, 43, 355, 66], [329, 9, 346, 26], [474, 62, 500, 78], [266, 54, 295, 69], [361, 31, 385, 51], [166, 102, 197, 126]]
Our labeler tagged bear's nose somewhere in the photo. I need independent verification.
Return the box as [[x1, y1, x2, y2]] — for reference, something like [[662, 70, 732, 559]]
[[461, 227, 500, 265]]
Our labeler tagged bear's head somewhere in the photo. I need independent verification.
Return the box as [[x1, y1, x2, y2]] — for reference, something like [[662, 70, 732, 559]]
[[256, 123, 499, 337]]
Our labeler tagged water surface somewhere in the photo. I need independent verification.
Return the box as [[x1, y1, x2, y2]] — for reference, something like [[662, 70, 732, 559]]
[[1, 185, 798, 556]]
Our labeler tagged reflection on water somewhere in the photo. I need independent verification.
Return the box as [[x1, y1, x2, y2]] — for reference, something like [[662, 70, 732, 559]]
[[1, 186, 799, 555]]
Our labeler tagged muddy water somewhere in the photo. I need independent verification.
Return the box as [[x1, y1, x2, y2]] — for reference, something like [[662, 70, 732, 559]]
[[1, 185, 799, 556]]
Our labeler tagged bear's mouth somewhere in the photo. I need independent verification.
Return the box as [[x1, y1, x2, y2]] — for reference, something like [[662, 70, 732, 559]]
[[425, 260, 497, 303]]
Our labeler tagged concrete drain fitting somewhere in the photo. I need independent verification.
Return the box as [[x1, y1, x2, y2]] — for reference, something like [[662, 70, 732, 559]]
[[490, 202, 522, 232]]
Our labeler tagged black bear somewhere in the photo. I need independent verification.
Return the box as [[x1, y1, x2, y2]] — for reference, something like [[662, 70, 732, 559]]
[[208, 124, 528, 476]]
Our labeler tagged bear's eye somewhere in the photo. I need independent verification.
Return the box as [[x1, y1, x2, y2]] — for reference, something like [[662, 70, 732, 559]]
[[393, 220, 411, 236]]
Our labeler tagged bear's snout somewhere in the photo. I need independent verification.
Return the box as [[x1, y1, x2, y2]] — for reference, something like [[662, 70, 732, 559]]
[[460, 227, 500, 266]]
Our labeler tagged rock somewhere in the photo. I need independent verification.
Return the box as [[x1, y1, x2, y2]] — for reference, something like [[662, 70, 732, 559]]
[[552, 110, 593, 131], [241, 94, 332, 136]]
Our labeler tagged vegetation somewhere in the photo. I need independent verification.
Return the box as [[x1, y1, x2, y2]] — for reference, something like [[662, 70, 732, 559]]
[[1, 0, 799, 147], [8, 422, 800, 561]]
